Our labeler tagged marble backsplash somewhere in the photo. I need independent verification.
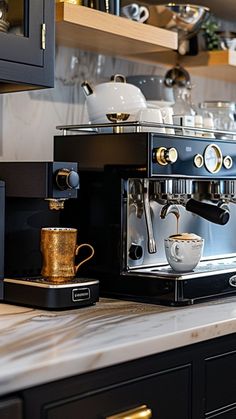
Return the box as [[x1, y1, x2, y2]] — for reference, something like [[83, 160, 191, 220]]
[[1, 45, 236, 161]]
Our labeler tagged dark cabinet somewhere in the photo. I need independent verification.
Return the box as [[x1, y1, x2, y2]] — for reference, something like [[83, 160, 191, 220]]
[[205, 350, 236, 413], [0, 0, 54, 93], [43, 365, 191, 419], [0, 397, 22, 418], [22, 357, 192, 419], [208, 408, 236, 419], [3, 333, 236, 419]]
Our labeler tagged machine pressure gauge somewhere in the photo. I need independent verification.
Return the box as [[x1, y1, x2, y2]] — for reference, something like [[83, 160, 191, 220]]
[[204, 144, 222, 174], [194, 154, 204, 168], [223, 155, 233, 169]]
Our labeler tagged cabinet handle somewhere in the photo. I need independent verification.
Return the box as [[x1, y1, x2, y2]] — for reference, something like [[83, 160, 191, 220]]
[[41, 23, 46, 50], [106, 404, 152, 419]]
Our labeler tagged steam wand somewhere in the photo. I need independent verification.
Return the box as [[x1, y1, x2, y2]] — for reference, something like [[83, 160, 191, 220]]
[[143, 179, 157, 253], [160, 203, 180, 234]]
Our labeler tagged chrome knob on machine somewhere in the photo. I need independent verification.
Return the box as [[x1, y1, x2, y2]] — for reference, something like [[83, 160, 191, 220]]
[[153, 147, 178, 165], [55, 168, 80, 190]]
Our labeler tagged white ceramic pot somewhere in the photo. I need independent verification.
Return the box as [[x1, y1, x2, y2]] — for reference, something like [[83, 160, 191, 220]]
[[81, 74, 147, 123]]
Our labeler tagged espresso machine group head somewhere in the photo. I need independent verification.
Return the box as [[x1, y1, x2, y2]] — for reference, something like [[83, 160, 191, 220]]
[[54, 131, 236, 306], [0, 161, 99, 310]]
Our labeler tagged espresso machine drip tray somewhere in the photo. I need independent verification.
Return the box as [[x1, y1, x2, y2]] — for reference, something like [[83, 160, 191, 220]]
[[134, 257, 236, 279], [100, 257, 236, 307], [3, 277, 99, 310]]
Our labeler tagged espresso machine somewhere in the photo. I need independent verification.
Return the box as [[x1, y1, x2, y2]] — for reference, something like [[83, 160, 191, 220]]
[[54, 128, 236, 306], [0, 162, 99, 309]]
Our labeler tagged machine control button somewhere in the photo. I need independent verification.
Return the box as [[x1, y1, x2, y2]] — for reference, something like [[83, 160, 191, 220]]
[[129, 244, 143, 260], [223, 155, 233, 169], [55, 168, 80, 190], [204, 144, 222, 174], [153, 147, 178, 165], [229, 275, 236, 288], [194, 154, 204, 168]]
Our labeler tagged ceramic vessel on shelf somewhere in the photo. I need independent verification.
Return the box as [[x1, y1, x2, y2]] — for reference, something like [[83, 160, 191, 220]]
[[81, 74, 147, 123]]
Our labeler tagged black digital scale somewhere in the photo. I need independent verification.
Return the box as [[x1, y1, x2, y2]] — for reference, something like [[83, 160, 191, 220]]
[[0, 162, 100, 310], [4, 277, 99, 310]]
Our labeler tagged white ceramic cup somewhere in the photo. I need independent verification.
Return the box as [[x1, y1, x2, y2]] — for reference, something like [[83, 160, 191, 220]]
[[121, 4, 149, 23], [164, 233, 204, 272], [136, 107, 165, 132], [160, 106, 175, 134]]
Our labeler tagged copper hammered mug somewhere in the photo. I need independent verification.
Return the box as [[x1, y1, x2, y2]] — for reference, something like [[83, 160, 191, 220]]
[[40, 227, 95, 283]]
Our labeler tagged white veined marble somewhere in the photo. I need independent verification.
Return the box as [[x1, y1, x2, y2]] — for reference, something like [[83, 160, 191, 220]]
[[0, 297, 236, 395]]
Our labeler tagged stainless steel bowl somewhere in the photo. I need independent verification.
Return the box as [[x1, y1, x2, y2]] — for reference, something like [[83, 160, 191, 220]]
[[126, 75, 174, 101], [161, 3, 210, 39]]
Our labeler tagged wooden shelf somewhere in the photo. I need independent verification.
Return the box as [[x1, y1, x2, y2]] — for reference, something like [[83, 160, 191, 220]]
[[178, 50, 236, 83], [123, 50, 236, 82], [55, 4, 236, 82], [55, 2, 178, 63]]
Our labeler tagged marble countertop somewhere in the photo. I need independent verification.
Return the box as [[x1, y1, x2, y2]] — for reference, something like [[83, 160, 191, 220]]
[[1, 297, 236, 396]]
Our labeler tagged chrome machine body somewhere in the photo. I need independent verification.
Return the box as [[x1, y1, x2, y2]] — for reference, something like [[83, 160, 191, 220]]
[[54, 128, 236, 305]]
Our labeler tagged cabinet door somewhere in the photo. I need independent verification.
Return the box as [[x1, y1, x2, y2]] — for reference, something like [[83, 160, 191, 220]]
[[43, 365, 191, 419], [0, 0, 43, 65], [208, 406, 236, 419], [205, 350, 236, 414], [0, 0, 54, 92], [0, 397, 22, 418]]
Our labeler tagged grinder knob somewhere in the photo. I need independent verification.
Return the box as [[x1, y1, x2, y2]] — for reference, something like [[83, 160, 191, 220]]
[[55, 168, 79, 191], [153, 147, 178, 165]]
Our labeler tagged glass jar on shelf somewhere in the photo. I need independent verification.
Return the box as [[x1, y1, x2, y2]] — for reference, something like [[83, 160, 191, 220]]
[[199, 101, 236, 134]]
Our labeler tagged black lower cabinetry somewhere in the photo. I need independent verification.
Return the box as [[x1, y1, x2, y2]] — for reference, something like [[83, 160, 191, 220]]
[[205, 349, 236, 414], [45, 365, 191, 419], [0, 397, 22, 418], [207, 407, 236, 419], [22, 358, 192, 419], [3, 333, 236, 419]]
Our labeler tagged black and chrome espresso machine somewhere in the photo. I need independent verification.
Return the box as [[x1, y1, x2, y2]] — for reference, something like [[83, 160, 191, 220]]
[[0, 162, 99, 309], [54, 124, 236, 306]]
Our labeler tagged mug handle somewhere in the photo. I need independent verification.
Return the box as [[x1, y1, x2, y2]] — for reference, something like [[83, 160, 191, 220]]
[[75, 243, 95, 272], [121, 4, 139, 20], [138, 6, 149, 23], [170, 242, 183, 262]]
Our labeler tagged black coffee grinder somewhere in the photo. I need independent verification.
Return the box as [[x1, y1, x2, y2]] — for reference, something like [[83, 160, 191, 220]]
[[0, 162, 99, 310]]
